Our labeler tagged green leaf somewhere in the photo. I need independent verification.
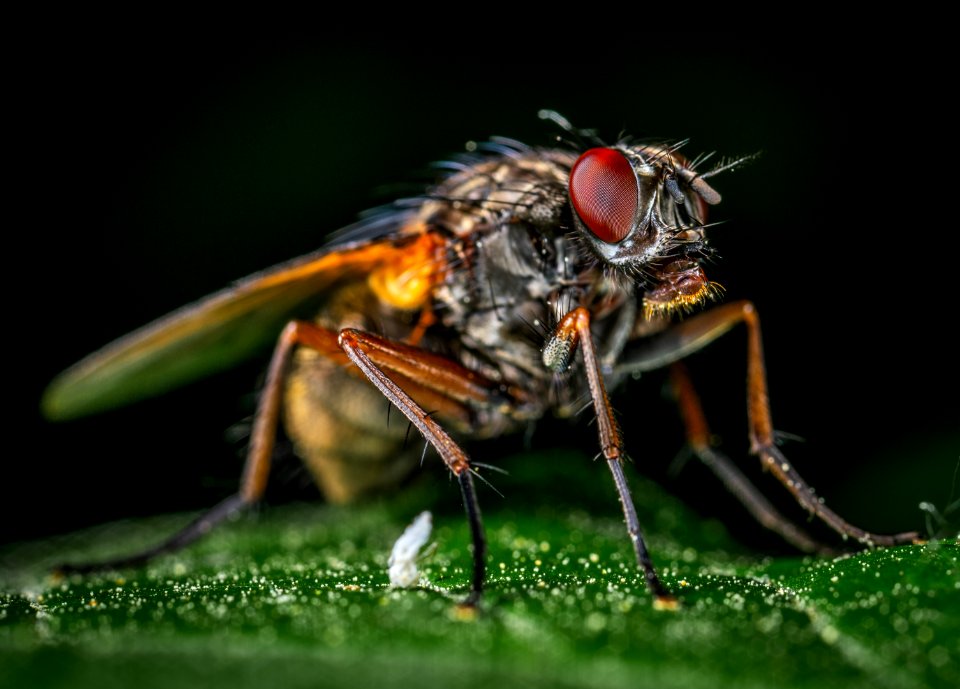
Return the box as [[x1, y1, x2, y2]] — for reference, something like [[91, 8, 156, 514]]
[[2, 451, 957, 689]]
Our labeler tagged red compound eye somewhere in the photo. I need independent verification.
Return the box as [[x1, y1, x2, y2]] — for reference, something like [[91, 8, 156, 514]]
[[569, 148, 638, 244]]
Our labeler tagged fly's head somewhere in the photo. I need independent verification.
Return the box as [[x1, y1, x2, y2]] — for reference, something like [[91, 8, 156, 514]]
[[568, 144, 727, 319]]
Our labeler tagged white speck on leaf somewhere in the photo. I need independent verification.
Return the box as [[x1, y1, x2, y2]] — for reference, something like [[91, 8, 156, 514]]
[[388, 511, 432, 588]]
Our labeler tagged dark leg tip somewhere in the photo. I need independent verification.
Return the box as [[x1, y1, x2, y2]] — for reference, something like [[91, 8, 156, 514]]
[[653, 594, 680, 611], [453, 596, 480, 621]]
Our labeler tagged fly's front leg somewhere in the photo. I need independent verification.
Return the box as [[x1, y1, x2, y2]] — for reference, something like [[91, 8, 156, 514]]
[[618, 301, 921, 548], [547, 307, 677, 609]]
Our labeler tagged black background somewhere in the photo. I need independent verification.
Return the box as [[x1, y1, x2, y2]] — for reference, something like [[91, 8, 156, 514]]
[[8, 34, 958, 548]]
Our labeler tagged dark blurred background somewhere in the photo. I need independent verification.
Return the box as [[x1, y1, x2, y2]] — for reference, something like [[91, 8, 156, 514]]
[[8, 34, 958, 549]]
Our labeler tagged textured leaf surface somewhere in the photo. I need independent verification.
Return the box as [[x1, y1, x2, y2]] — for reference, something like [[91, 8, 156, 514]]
[[2, 452, 957, 689]]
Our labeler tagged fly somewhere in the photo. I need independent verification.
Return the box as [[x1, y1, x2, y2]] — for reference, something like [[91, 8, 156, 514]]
[[42, 111, 920, 608]]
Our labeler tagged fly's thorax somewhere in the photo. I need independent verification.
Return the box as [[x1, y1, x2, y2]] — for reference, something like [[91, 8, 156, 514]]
[[429, 219, 638, 419], [421, 149, 573, 241], [434, 222, 565, 379], [424, 156, 570, 391]]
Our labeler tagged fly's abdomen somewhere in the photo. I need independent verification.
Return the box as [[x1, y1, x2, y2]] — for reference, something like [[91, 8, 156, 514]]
[[283, 346, 417, 503]]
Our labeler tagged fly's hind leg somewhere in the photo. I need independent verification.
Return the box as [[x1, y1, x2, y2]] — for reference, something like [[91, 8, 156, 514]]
[[60, 321, 507, 604], [617, 301, 921, 548], [58, 320, 311, 574]]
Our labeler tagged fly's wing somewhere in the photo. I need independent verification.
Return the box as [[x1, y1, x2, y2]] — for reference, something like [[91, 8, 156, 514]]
[[43, 211, 432, 420]]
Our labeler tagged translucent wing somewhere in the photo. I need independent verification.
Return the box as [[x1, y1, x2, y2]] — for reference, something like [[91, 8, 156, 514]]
[[43, 211, 432, 420]]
